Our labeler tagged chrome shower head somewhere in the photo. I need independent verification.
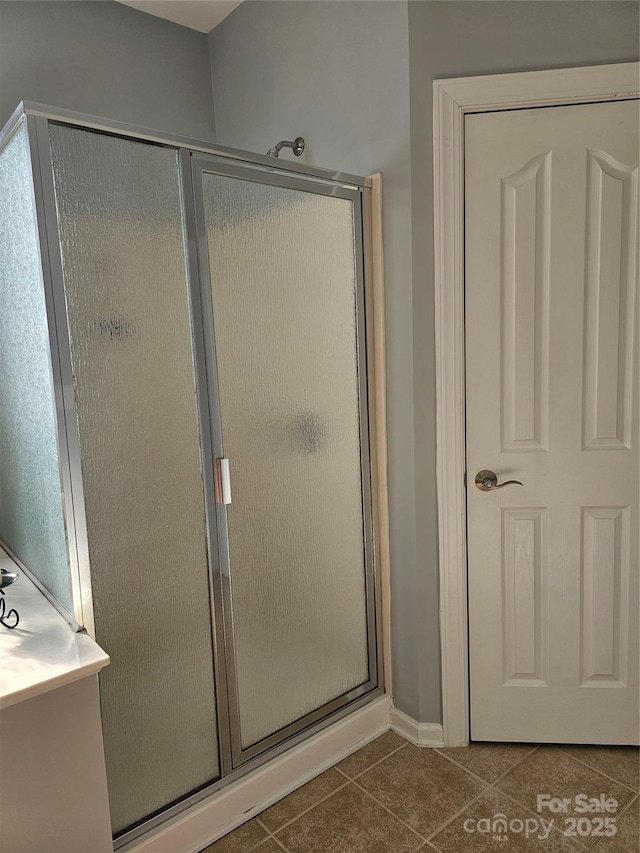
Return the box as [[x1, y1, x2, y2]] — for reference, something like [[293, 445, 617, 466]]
[[266, 137, 305, 158]]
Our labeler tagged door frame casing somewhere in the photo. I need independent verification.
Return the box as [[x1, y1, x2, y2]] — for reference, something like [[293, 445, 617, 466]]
[[433, 62, 640, 747]]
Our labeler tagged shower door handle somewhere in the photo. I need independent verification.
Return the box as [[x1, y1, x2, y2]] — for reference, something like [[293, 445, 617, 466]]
[[214, 458, 232, 505]]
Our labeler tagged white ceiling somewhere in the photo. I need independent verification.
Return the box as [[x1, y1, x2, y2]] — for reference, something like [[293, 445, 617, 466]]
[[116, 0, 243, 34]]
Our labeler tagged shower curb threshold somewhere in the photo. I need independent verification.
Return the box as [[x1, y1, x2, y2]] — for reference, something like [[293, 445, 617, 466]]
[[119, 694, 392, 853]]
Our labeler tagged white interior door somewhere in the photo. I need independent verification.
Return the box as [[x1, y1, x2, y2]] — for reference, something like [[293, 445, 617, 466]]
[[465, 98, 639, 744]]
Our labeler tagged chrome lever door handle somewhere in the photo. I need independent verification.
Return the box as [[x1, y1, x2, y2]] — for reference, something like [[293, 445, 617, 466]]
[[474, 469, 524, 491]]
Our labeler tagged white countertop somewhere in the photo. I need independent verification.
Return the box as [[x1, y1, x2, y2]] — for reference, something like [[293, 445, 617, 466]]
[[0, 548, 109, 709]]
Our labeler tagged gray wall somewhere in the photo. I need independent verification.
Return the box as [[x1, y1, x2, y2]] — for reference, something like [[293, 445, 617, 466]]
[[2, 0, 637, 725], [208, 1, 423, 718], [210, 0, 639, 724], [0, 1, 216, 139]]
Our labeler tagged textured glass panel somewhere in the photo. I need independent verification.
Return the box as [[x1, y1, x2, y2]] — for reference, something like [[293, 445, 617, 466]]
[[203, 174, 369, 748], [0, 125, 72, 610], [49, 125, 218, 834]]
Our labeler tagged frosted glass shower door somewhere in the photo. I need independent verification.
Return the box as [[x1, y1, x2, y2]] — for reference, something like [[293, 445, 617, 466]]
[[0, 123, 72, 613], [193, 160, 377, 762], [47, 126, 221, 835]]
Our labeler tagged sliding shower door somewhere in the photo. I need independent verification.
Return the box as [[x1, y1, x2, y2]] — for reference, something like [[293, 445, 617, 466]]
[[191, 158, 377, 765]]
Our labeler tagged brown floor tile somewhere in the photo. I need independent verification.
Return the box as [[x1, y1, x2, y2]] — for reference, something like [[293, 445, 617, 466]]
[[337, 730, 407, 778], [555, 746, 639, 792], [201, 818, 267, 852], [437, 742, 537, 783], [253, 841, 285, 853], [592, 796, 639, 852], [356, 743, 487, 838], [496, 747, 636, 848], [274, 782, 422, 853], [203, 743, 638, 852], [259, 767, 347, 832], [430, 788, 586, 852]]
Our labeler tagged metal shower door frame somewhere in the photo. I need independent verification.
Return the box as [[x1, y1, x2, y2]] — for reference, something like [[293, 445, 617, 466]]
[[0, 109, 94, 633], [186, 151, 381, 770], [1, 102, 383, 843]]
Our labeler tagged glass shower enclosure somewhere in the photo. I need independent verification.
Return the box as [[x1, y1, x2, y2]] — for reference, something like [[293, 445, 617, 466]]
[[0, 102, 382, 843]]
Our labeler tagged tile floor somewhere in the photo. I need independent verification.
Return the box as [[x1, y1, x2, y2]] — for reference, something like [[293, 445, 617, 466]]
[[203, 732, 639, 852]]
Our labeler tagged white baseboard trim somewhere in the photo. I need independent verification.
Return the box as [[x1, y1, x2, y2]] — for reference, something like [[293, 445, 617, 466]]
[[390, 707, 445, 747], [122, 695, 392, 853]]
